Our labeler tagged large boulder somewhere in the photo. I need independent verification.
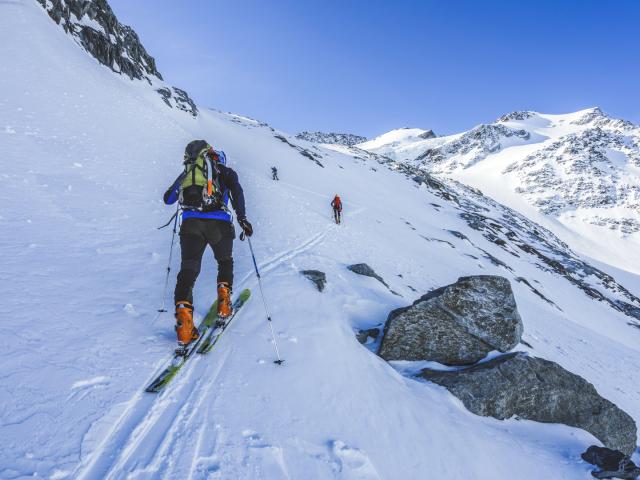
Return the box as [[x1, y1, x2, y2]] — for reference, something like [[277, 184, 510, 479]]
[[422, 353, 638, 455], [379, 276, 523, 364]]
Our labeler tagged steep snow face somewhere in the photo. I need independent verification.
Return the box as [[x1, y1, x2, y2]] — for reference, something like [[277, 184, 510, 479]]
[[361, 109, 640, 274], [2, 2, 640, 479], [295, 131, 367, 146]]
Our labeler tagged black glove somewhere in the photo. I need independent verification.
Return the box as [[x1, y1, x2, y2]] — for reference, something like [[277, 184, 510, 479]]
[[238, 217, 253, 237]]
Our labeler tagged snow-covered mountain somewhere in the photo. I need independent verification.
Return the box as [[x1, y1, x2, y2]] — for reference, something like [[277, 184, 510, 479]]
[[295, 131, 368, 146], [2, 1, 640, 479], [359, 109, 640, 275]]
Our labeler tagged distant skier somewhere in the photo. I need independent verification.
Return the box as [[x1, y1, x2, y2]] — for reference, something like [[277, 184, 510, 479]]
[[331, 194, 343, 224], [271, 166, 279, 181], [163, 140, 253, 347]]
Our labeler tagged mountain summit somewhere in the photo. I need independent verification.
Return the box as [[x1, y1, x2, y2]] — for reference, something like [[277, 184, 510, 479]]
[[359, 108, 640, 274]]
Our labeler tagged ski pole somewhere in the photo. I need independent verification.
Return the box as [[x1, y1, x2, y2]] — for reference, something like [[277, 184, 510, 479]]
[[245, 235, 284, 365], [157, 205, 180, 313]]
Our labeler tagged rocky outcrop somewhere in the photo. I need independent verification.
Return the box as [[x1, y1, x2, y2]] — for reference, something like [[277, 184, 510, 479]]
[[503, 127, 640, 224], [497, 111, 536, 122], [379, 276, 522, 364], [418, 130, 437, 139], [157, 87, 198, 117], [301, 270, 326, 292], [36, 0, 161, 81], [36, 0, 198, 116], [414, 124, 532, 171], [421, 353, 637, 455], [409, 172, 640, 326], [274, 135, 324, 168], [296, 132, 367, 147]]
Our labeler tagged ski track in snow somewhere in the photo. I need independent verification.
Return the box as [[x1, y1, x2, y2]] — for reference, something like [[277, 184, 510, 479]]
[[74, 222, 351, 479]]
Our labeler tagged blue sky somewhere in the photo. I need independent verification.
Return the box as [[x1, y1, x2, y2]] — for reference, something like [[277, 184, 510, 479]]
[[109, 0, 639, 138]]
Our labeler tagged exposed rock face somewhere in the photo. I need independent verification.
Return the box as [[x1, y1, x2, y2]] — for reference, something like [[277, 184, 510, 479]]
[[301, 270, 326, 292], [421, 353, 638, 455], [497, 111, 536, 122], [36, 0, 161, 81], [157, 87, 198, 117], [414, 124, 532, 171], [418, 130, 437, 139], [504, 126, 640, 226], [36, 0, 198, 116], [295, 132, 367, 147], [274, 135, 324, 168], [379, 276, 523, 364], [347, 264, 390, 288], [409, 173, 640, 326]]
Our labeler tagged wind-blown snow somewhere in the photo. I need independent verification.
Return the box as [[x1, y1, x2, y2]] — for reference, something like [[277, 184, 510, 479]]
[[1, 2, 639, 479]]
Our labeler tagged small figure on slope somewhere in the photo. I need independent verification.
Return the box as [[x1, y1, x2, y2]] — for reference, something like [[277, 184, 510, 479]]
[[331, 194, 343, 224], [271, 166, 279, 181], [163, 140, 253, 347]]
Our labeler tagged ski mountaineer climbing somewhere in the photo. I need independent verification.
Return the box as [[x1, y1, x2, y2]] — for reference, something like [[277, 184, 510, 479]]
[[331, 194, 342, 224], [271, 166, 279, 181], [163, 140, 253, 348]]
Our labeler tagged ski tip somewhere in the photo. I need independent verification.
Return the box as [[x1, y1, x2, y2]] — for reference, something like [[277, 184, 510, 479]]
[[274, 359, 285, 366]]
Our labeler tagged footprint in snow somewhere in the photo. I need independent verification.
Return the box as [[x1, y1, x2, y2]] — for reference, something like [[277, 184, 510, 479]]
[[329, 440, 381, 479], [242, 430, 290, 479]]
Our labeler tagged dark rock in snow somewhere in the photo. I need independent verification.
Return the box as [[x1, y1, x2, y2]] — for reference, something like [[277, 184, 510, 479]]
[[301, 270, 326, 292], [418, 130, 437, 139], [157, 87, 198, 117], [274, 135, 324, 168], [347, 264, 390, 288], [378, 276, 523, 365], [422, 353, 638, 455], [356, 328, 380, 345], [581, 445, 640, 479]]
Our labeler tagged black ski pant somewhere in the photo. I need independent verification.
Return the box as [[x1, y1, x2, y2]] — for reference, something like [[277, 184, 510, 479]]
[[174, 218, 235, 304], [333, 208, 342, 223]]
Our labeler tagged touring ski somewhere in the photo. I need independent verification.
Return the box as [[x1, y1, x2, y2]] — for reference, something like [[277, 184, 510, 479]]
[[198, 288, 251, 354], [145, 299, 218, 393], [145, 289, 250, 393]]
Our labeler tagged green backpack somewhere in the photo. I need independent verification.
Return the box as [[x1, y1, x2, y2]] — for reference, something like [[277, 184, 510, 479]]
[[179, 140, 223, 210]]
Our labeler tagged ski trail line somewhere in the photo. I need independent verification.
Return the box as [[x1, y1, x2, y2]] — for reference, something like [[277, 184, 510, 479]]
[[74, 346, 208, 479], [237, 204, 366, 286], [149, 346, 235, 478], [99, 337, 236, 478]]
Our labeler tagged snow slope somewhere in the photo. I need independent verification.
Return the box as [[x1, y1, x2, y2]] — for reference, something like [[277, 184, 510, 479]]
[[1, 1, 640, 479], [360, 110, 640, 275]]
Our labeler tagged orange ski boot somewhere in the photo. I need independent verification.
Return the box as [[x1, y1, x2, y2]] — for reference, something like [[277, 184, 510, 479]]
[[217, 282, 233, 318], [175, 301, 199, 345]]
